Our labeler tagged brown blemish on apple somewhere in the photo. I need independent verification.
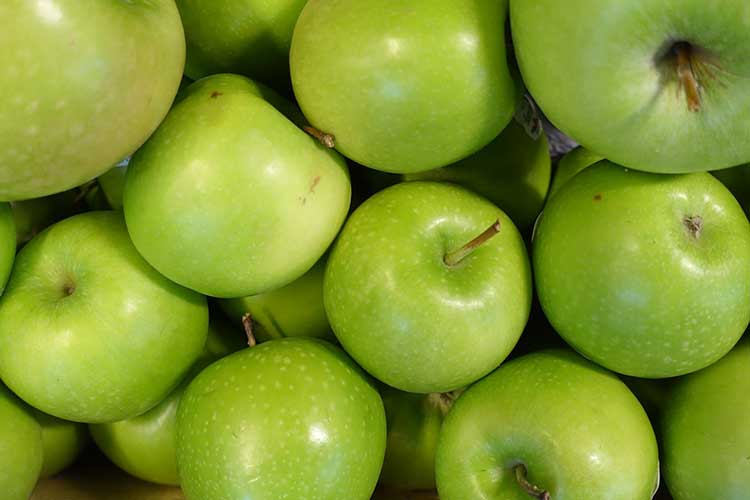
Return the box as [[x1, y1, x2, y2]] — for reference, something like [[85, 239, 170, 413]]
[[210, 91, 223, 99], [683, 215, 703, 239], [593, 193, 602, 201], [309, 176, 321, 194]]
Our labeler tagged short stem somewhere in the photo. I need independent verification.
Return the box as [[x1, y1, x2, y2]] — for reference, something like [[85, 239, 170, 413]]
[[674, 43, 701, 112], [241, 313, 257, 347], [443, 220, 501, 267], [303, 125, 335, 148], [513, 464, 551, 500]]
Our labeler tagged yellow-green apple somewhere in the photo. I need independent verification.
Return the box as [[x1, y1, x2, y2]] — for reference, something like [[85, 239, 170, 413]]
[[33, 409, 88, 478], [11, 190, 81, 245], [0, 203, 15, 291], [1, 383, 43, 500]]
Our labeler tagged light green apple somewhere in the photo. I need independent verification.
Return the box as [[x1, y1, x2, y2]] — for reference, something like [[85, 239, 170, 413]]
[[548, 147, 604, 199], [711, 163, 750, 215], [11, 190, 81, 245], [404, 120, 551, 231], [0, 0, 185, 200], [97, 162, 129, 210], [176, 0, 307, 90], [534, 162, 750, 377], [219, 256, 334, 342], [291, 0, 518, 173], [436, 349, 660, 500], [662, 338, 749, 500], [0, 202, 16, 292], [0, 211, 208, 423], [33, 409, 88, 478], [177, 338, 386, 500], [510, 0, 750, 173], [325, 182, 532, 393], [1, 383, 43, 500], [124, 74, 351, 298]]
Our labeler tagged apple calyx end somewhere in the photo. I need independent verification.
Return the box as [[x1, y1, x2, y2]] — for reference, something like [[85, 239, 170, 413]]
[[443, 220, 501, 267], [513, 463, 551, 500], [683, 215, 703, 240], [303, 125, 336, 148], [241, 313, 257, 347]]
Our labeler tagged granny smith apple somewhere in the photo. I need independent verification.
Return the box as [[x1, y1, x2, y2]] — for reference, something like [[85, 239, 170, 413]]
[[177, 338, 386, 500], [176, 0, 307, 90], [11, 190, 81, 245], [379, 387, 461, 491], [510, 0, 750, 173], [662, 338, 749, 500], [0, 211, 208, 423], [548, 147, 604, 199], [0, 0, 185, 200], [436, 349, 659, 500], [219, 256, 334, 342], [124, 74, 351, 298], [404, 120, 551, 231], [291, 0, 518, 173], [89, 315, 245, 485], [0, 383, 43, 500], [34, 409, 88, 478], [534, 162, 750, 377], [711, 163, 750, 215], [0, 202, 15, 291], [97, 160, 129, 210], [325, 182, 532, 393]]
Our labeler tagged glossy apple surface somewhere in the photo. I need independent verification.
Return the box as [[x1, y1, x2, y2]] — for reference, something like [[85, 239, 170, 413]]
[[0, 0, 185, 200], [1, 383, 43, 500], [177, 338, 386, 500], [124, 74, 351, 298], [548, 146, 604, 199], [436, 349, 659, 499], [0, 211, 208, 423], [325, 182, 531, 393], [291, 0, 518, 173], [534, 162, 750, 377], [34, 409, 88, 478]]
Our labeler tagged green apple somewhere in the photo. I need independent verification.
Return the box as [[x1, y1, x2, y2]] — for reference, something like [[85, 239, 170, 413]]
[[34, 409, 88, 478], [711, 163, 750, 215], [0, 202, 15, 291], [548, 147, 604, 199], [291, 0, 518, 173], [0, 211, 208, 423], [0, 0, 185, 200], [435, 349, 659, 500], [325, 182, 532, 393], [97, 161, 129, 210], [124, 74, 351, 298], [1, 383, 43, 500], [379, 387, 461, 491], [662, 338, 749, 500], [177, 338, 386, 500], [11, 190, 82, 245], [404, 120, 551, 231], [219, 256, 334, 342], [510, 0, 750, 173], [534, 162, 750, 377], [176, 0, 307, 90], [89, 316, 245, 486]]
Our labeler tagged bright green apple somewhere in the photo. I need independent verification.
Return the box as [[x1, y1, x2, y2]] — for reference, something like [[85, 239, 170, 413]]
[[711, 163, 750, 215], [176, 0, 307, 90], [33, 409, 88, 478], [11, 190, 81, 245], [291, 0, 518, 173], [436, 349, 659, 500], [177, 338, 386, 500], [534, 162, 750, 377], [510, 0, 750, 173], [404, 120, 551, 231], [325, 182, 532, 393], [0, 202, 15, 291], [548, 147, 604, 199], [219, 256, 334, 342], [0, 0, 185, 200], [124, 74, 351, 298], [0, 211, 208, 423], [1, 383, 43, 500], [662, 338, 749, 500]]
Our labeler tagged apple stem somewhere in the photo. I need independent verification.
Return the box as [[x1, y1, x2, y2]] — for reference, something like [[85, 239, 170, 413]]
[[241, 313, 257, 347], [513, 464, 551, 500], [674, 42, 701, 112], [303, 125, 336, 148], [443, 220, 501, 267]]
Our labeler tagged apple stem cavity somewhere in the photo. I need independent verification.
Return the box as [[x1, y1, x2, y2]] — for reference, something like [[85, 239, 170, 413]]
[[673, 42, 702, 112], [241, 313, 257, 347], [513, 464, 551, 500], [443, 220, 501, 267], [303, 125, 336, 148]]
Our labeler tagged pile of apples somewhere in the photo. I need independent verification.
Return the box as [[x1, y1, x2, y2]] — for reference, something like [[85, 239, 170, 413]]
[[1, 1, 748, 500]]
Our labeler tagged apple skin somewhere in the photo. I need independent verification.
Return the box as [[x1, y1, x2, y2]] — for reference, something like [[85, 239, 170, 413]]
[[124, 74, 351, 298], [548, 147, 604, 199], [325, 182, 532, 393], [176, 338, 387, 500], [435, 349, 659, 500], [0, 383, 43, 500], [0, 203, 15, 291], [291, 0, 518, 173], [662, 338, 749, 500], [219, 256, 334, 342], [11, 190, 81, 245], [711, 163, 750, 215], [97, 163, 128, 210], [510, 0, 750, 173], [0, 0, 185, 200], [33, 409, 88, 478], [534, 162, 750, 378], [0, 211, 208, 423]]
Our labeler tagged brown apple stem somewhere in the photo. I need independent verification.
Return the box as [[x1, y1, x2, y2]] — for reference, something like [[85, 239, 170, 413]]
[[241, 313, 257, 347], [303, 125, 336, 148], [674, 42, 701, 112], [513, 464, 551, 500], [443, 220, 501, 266]]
